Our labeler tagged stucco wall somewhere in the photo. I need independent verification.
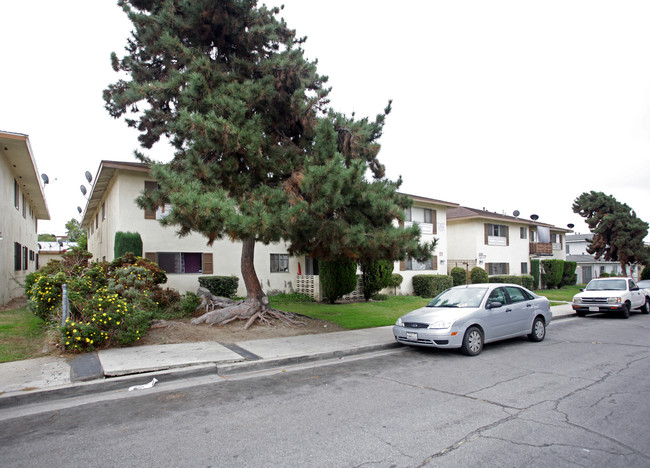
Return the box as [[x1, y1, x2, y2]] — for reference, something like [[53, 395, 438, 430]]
[[0, 153, 40, 305]]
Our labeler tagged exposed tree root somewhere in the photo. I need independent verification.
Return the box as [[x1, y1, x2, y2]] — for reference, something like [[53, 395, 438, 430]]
[[191, 287, 304, 329]]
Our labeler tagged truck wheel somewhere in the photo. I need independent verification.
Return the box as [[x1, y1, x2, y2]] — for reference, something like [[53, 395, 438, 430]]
[[576, 311, 586, 317], [621, 303, 630, 319]]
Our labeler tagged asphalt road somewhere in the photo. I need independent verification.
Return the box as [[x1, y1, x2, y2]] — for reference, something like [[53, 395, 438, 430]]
[[1, 313, 650, 467]]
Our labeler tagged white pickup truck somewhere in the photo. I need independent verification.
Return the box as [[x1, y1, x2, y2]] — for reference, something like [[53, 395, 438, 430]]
[[572, 277, 650, 318]]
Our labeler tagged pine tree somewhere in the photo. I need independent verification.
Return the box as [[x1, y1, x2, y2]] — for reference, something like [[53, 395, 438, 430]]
[[105, 0, 433, 326], [572, 191, 649, 276]]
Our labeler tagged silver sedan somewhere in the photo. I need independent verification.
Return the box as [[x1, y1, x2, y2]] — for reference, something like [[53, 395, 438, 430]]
[[393, 283, 552, 356]]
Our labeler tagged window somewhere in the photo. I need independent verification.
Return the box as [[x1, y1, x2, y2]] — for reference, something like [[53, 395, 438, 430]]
[[14, 179, 19, 210], [271, 254, 290, 273], [14, 242, 22, 271], [404, 207, 412, 222], [144, 181, 158, 219], [423, 208, 433, 224], [485, 224, 509, 246], [486, 262, 509, 275], [22, 194, 26, 218], [530, 230, 537, 242], [22, 246, 28, 270], [520, 227, 527, 239], [156, 252, 203, 274], [521, 262, 528, 274], [403, 256, 437, 271], [102, 202, 106, 220], [95, 213, 98, 229], [488, 287, 507, 305], [505, 286, 532, 303]]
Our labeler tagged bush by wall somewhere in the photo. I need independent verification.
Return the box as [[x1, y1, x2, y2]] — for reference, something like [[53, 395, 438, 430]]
[[488, 275, 534, 290], [360, 259, 393, 301], [412, 275, 453, 298], [320, 259, 358, 304], [560, 261, 577, 287], [450, 267, 467, 286], [198, 276, 239, 298], [531, 259, 540, 289], [388, 274, 403, 289], [542, 259, 564, 289], [114, 232, 143, 258], [470, 267, 489, 284]]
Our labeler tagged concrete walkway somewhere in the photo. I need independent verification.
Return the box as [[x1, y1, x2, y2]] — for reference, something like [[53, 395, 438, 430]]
[[0, 304, 575, 406]]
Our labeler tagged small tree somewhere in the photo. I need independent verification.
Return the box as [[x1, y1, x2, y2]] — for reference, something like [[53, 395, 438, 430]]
[[450, 267, 467, 286], [531, 259, 541, 289], [641, 266, 650, 281], [360, 259, 393, 301], [560, 261, 577, 287], [320, 259, 358, 304]]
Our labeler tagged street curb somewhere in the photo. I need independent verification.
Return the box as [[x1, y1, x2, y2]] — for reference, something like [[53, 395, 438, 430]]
[[0, 342, 400, 409]]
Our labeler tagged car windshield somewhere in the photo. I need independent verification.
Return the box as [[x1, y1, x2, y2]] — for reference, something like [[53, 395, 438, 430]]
[[585, 279, 627, 291], [427, 287, 488, 308]]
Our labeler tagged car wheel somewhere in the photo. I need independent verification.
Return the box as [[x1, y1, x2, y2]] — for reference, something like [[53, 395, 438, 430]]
[[528, 316, 546, 342], [641, 298, 650, 315], [460, 326, 483, 356], [621, 303, 630, 319], [576, 311, 586, 317]]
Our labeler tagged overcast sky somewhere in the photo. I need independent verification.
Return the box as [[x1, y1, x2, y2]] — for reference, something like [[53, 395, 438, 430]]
[[2, 1, 649, 239]]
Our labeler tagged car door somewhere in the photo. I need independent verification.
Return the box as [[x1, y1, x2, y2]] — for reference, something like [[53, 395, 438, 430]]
[[484, 287, 515, 340], [504, 286, 536, 334], [628, 279, 644, 309]]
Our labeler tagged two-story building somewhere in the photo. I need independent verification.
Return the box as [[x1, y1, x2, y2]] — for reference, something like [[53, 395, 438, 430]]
[[81, 161, 459, 298], [446, 207, 570, 283], [0, 131, 50, 306]]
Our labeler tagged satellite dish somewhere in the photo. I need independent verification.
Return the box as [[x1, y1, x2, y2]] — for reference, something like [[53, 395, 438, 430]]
[[567, 223, 575, 229], [513, 210, 520, 217], [77, 206, 82, 214], [80, 185, 87, 196], [530, 214, 539, 221], [85, 171, 92, 184], [41, 174, 49, 185]]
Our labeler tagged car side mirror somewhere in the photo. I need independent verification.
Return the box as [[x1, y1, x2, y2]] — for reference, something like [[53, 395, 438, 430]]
[[580, 288, 584, 292], [487, 301, 503, 309], [631, 286, 639, 291]]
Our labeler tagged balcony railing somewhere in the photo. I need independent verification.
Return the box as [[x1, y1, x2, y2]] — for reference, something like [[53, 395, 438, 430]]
[[530, 242, 552, 255]]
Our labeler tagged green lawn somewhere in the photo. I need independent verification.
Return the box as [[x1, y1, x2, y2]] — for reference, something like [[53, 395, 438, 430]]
[[534, 285, 583, 303], [270, 295, 429, 329], [0, 307, 48, 363]]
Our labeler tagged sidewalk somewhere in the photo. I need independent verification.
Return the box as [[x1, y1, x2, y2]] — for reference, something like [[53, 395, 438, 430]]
[[0, 304, 576, 406]]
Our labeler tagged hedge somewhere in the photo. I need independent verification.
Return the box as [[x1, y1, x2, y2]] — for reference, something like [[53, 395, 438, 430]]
[[198, 276, 239, 298], [450, 267, 467, 286], [114, 231, 143, 258], [542, 259, 565, 289], [560, 261, 577, 287], [412, 275, 453, 298], [470, 267, 489, 284], [488, 275, 534, 290], [531, 259, 540, 289]]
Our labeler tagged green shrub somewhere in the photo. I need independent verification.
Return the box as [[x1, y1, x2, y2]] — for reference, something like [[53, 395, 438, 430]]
[[360, 259, 393, 301], [470, 267, 489, 284], [198, 276, 239, 298], [641, 266, 650, 281], [520, 275, 534, 290], [541, 259, 564, 289], [412, 275, 453, 298], [320, 259, 358, 304], [388, 274, 403, 289], [110, 253, 167, 285], [450, 267, 467, 286], [531, 259, 540, 289], [489, 275, 523, 285], [114, 231, 143, 258], [560, 261, 577, 287], [599, 272, 610, 278]]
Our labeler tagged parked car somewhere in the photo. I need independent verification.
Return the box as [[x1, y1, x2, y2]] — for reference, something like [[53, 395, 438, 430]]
[[393, 283, 552, 356], [572, 277, 650, 318]]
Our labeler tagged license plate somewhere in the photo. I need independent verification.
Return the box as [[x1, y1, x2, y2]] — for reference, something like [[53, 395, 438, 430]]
[[589, 306, 599, 312], [406, 332, 418, 341]]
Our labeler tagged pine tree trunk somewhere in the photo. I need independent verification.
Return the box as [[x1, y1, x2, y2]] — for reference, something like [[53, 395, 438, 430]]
[[191, 238, 303, 328]]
